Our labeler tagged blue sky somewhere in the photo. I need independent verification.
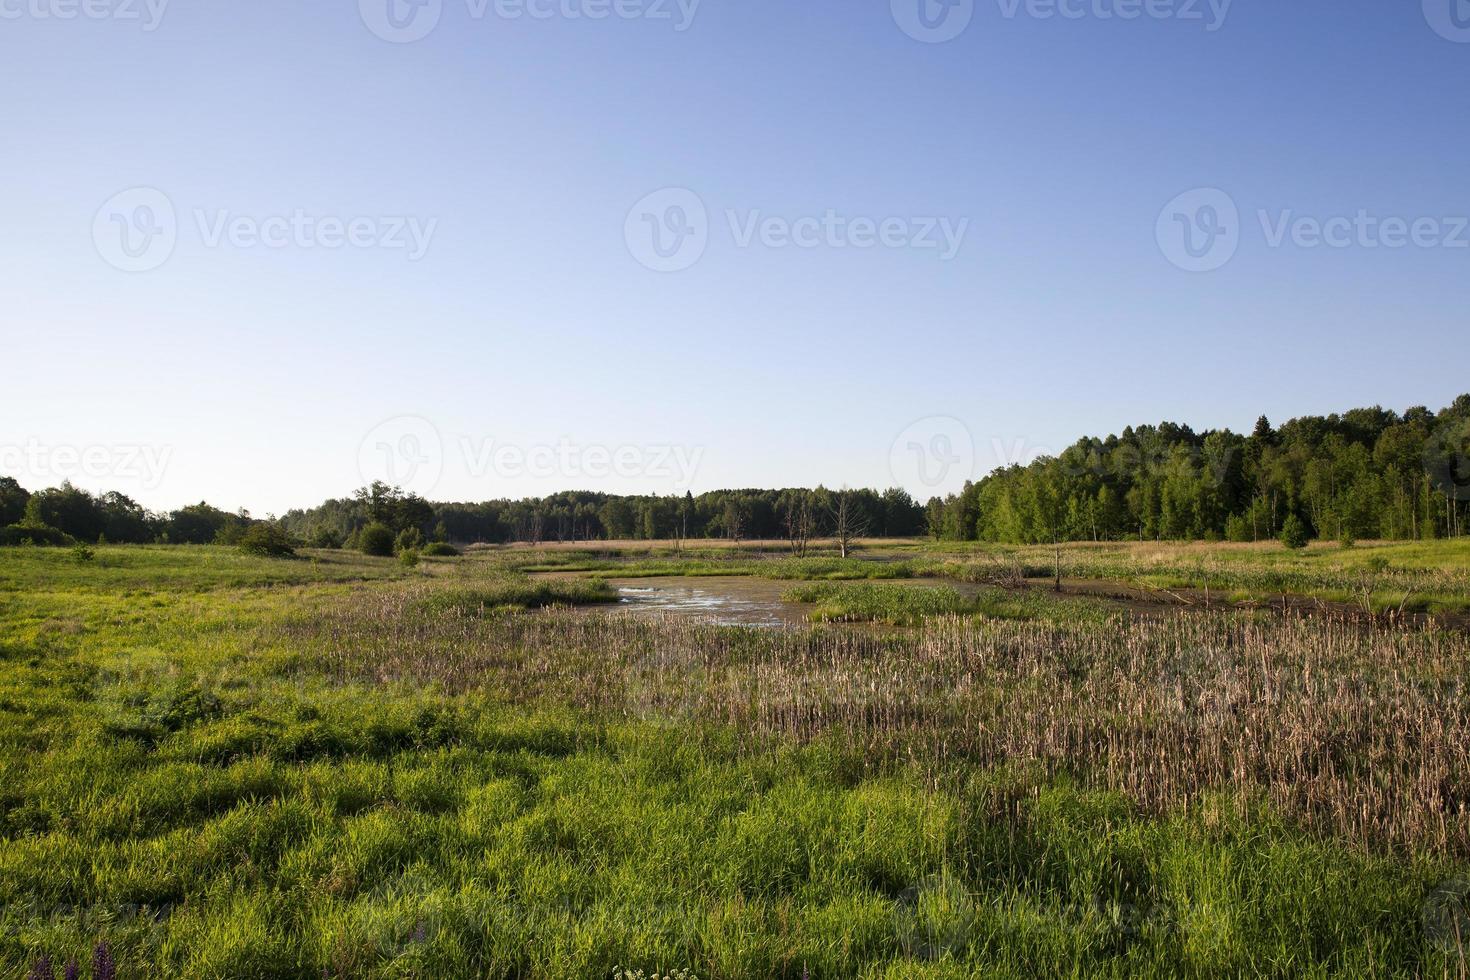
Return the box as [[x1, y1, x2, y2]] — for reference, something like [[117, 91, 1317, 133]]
[[2, 0, 1467, 514]]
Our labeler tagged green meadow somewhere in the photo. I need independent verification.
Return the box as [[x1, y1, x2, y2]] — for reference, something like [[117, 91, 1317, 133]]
[[1, 543, 1468, 978]]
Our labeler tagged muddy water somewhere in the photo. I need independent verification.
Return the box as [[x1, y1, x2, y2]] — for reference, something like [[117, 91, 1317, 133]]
[[603, 577, 811, 628], [574, 575, 993, 629]]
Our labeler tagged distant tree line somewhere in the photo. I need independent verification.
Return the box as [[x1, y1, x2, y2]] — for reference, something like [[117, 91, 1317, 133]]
[[0, 478, 260, 546], [924, 395, 1470, 545], [0, 476, 925, 550], [5, 395, 1465, 549], [279, 484, 926, 549]]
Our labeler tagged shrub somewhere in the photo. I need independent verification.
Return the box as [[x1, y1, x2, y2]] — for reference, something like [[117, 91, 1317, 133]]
[[1280, 515, 1309, 550], [70, 543, 95, 563], [395, 527, 425, 554], [423, 542, 460, 557], [0, 522, 74, 546], [399, 548, 421, 567], [238, 523, 297, 558], [309, 526, 343, 549], [213, 519, 249, 546], [359, 522, 395, 557]]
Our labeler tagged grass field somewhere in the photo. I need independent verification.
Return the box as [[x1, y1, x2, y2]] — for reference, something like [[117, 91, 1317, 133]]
[[1, 542, 1468, 977]]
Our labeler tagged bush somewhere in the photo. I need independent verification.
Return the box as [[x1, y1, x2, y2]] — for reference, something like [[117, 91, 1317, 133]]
[[70, 543, 95, 563], [308, 526, 343, 549], [399, 548, 421, 568], [213, 519, 249, 546], [0, 522, 74, 546], [238, 523, 297, 558], [359, 522, 395, 557], [1280, 515, 1309, 550], [423, 542, 460, 557], [395, 527, 425, 554]]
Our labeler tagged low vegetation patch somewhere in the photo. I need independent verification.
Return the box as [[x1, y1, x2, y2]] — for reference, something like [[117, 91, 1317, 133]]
[[416, 577, 617, 616], [236, 523, 297, 559]]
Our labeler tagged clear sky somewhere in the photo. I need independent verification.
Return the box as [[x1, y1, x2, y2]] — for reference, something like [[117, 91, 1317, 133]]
[[3, 0, 1468, 515]]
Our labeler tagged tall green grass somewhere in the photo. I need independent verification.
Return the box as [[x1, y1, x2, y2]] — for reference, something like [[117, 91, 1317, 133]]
[[0, 545, 1467, 977], [781, 582, 1110, 625]]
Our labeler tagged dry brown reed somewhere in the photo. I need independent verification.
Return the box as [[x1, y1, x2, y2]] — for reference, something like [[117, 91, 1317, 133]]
[[293, 589, 1470, 856]]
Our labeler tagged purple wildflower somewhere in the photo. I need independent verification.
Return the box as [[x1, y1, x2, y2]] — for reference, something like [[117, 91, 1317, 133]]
[[26, 955, 54, 980], [91, 942, 116, 980]]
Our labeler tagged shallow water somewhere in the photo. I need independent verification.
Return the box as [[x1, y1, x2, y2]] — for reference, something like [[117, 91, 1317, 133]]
[[604, 576, 810, 628]]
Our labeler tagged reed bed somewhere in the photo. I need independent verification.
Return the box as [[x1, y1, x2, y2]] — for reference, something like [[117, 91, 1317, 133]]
[[301, 596, 1470, 856]]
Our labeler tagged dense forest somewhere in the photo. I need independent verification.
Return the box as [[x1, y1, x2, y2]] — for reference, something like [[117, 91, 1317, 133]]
[[0, 478, 925, 550], [3, 395, 1466, 549], [926, 394, 1470, 544], [278, 484, 927, 550]]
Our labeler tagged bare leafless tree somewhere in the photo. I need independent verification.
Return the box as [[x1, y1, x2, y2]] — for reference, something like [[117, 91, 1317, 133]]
[[781, 490, 817, 556], [830, 488, 869, 559]]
